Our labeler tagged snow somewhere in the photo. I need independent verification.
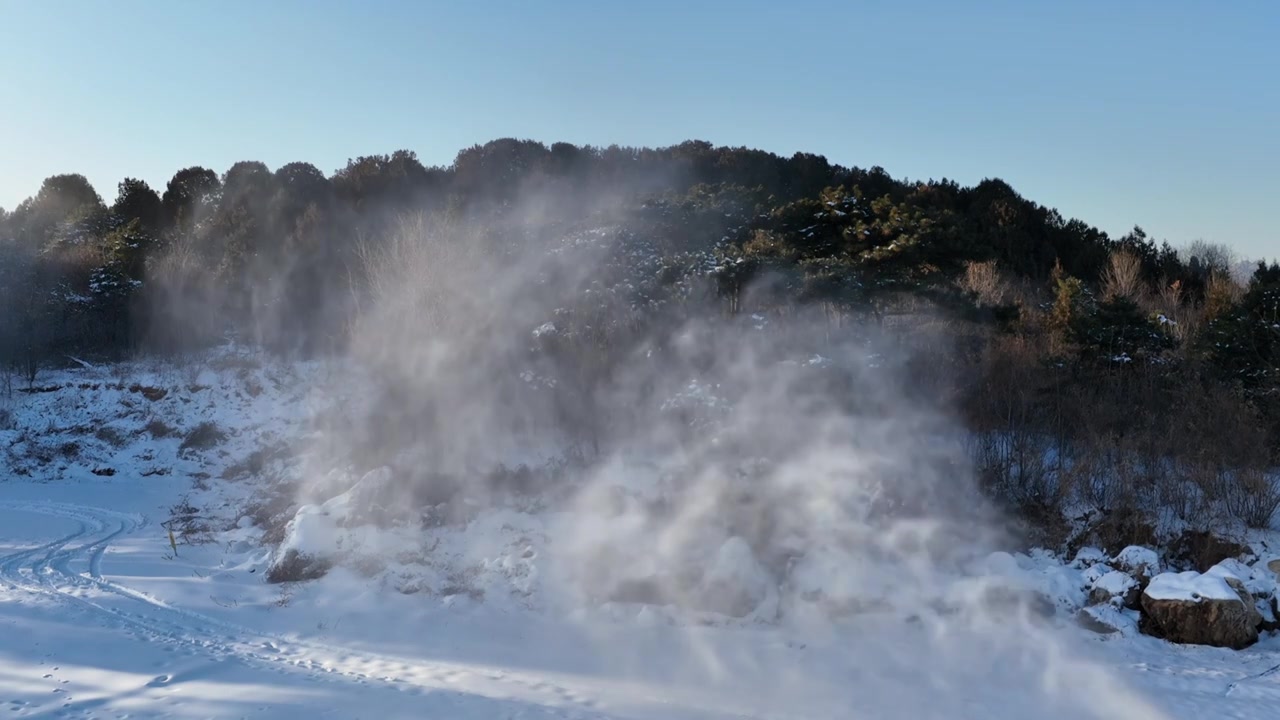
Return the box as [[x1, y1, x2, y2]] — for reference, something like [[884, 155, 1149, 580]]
[[1080, 604, 1141, 635], [1145, 571, 1243, 603], [3, 354, 1280, 718]]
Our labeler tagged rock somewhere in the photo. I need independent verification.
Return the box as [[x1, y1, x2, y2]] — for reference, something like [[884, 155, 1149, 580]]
[[695, 537, 775, 618], [1071, 547, 1109, 569], [1268, 558, 1280, 575], [265, 548, 332, 584], [1228, 577, 1265, 631], [1209, 559, 1274, 597], [1258, 596, 1280, 633], [338, 467, 415, 527], [1111, 546, 1160, 583], [1088, 570, 1140, 609], [1081, 562, 1115, 587], [266, 504, 343, 583], [1141, 570, 1259, 649], [981, 585, 1057, 620]]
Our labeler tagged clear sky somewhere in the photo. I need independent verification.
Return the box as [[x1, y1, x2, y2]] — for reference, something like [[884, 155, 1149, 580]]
[[1, 0, 1276, 259]]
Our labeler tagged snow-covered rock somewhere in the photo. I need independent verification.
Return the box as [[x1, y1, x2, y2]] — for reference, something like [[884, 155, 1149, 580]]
[[1141, 570, 1260, 649], [268, 504, 341, 583], [696, 537, 776, 619], [1070, 547, 1109, 569], [332, 467, 417, 528], [1111, 546, 1160, 583], [1080, 562, 1115, 587], [1089, 570, 1139, 608], [1209, 558, 1274, 598]]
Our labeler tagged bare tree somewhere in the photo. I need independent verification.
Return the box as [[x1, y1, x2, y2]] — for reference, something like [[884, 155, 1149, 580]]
[[1181, 239, 1237, 277], [1101, 250, 1142, 301], [959, 260, 1008, 306]]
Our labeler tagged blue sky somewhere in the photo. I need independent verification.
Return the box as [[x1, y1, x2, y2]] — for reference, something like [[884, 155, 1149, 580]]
[[1, 0, 1276, 258]]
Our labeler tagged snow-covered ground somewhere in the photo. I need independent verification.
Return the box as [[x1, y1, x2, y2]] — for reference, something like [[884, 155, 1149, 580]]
[[2, 354, 1280, 719]]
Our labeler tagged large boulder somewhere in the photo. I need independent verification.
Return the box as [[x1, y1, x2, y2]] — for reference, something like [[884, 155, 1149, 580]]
[[266, 504, 341, 583], [1141, 570, 1260, 649]]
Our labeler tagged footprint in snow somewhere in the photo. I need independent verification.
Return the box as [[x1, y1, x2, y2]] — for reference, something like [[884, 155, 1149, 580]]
[[146, 675, 172, 687]]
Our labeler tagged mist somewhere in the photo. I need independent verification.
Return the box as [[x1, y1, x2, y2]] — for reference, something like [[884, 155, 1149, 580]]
[[194, 174, 1165, 719], [10, 139, 1274, 718]]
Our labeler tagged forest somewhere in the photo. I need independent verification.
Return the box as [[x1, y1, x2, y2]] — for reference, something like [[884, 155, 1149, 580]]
[[2, 138, 1278, 549]]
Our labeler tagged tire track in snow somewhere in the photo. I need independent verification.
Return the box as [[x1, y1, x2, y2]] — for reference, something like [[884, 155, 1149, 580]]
[[0, 500, 621, 720]]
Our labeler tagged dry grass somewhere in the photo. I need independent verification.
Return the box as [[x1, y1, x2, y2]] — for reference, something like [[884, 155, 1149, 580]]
[[958, 295, 1278, 546]]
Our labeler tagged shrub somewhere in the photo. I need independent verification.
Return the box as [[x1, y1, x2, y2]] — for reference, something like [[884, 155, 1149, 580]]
[[94, 425, 128, 447], [179, 421, 226, 451], [128, 384, 168, 401], [144, 418, 175, 438]]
